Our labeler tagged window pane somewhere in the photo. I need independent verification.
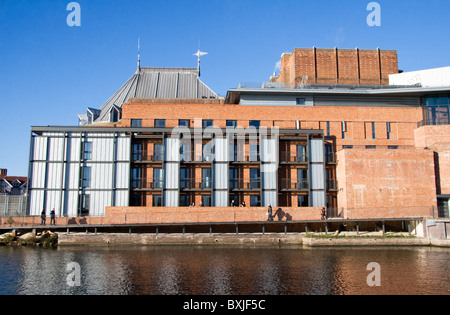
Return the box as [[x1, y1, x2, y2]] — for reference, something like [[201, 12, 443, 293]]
[[249, 120, 260, 128], [153, 195, 162, 207], [250, 195, 260, 206], [154, 119, 166, 128], [226, 120, 237, 127], [131, 119, 142, 127], [179, 119, 190, 127], [82, 167, 91, 188], [202, 120, 213, 128], [154, 143, 164, 161], [83, 142, 92, 160], [202, 195, 211, 207]]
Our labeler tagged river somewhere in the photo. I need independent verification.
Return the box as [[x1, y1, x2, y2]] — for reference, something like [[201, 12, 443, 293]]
[[0, 245, 449, 295]]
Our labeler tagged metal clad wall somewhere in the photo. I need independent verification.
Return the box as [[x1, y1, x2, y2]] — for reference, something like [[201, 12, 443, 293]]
[[311, 190, 325, 208], [263, 191, 277, 208], [240, 95, 314, 107], [214, 191, 228, 207], [309, 138, 325, 207], [28, 131, 131, 217], [164, 137, 180, 207], [164, 191, 179, 207], [310, 139, 324, 163], [310, 164, 325, 190]]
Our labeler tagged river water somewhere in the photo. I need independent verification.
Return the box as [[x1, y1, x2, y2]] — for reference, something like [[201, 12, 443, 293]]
[[0, 245, 449, 295]]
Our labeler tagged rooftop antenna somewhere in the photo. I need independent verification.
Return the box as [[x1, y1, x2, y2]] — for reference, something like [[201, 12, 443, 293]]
[[193, 49, 208, 77], [136, 38, 141, 73]]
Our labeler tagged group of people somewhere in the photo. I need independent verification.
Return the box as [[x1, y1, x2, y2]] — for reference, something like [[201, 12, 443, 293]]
[[230, 200, 246, 207], [40, 209, 56, 225]]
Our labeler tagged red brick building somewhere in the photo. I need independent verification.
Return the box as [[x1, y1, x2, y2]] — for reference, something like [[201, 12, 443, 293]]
[[19, 48, 450, 226]]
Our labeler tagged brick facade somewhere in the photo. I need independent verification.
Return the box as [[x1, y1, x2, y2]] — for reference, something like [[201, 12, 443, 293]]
[[271, 48, 399, 86]]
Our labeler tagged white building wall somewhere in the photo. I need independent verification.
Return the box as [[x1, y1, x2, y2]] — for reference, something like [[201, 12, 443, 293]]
[[28, 131, 130, 217], [389, 67, 450, 87]]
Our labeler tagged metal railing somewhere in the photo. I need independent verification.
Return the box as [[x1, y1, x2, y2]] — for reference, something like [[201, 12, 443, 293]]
[[180, 178, 213, 190], [131, 179, 164, 189], [279, 179, 309, 190], [229, 178, 261, 190], [0, 195, 28, 217], [132, 150, 164, 162], [279, 152, 308, 163]]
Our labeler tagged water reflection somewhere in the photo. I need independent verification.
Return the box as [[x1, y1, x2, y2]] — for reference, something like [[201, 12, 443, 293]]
[[0, 246, 449, 295]]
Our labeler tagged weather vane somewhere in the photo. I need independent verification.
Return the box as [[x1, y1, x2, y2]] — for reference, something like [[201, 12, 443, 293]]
[[193, 49, 208, 77]]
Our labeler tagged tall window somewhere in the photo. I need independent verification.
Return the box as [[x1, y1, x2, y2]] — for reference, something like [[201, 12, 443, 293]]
[[250, 195, 261, 207], [298, 195, 308, 207], [202, 195, 212, 207], [132, 143, 142, 161], [131, 168, 142, 189], [83, 141, 92, 160], [154, 143, 164, 161], [386, 122, 392, 140], [153, 168, 163, 189], [297, 169, 308, 189], [202, 168, 212, 189], [79, 194, 90, 216], [81, 166, 91, 188], [153, 195, 162, 207], [341, 121, 347, 139], [180, 168, 190, 189], [250, 168, 260, 189], [371, 122, 376, 139], [229, 168, 239, 189], [249, 144, 259, 162], [296, 145, 307, 162]]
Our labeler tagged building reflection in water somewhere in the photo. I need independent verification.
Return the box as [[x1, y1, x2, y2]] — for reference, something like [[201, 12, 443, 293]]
[[4, 246, 449, 295]]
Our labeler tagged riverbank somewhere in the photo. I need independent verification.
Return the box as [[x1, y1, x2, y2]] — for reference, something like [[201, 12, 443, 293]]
[[56, 232, 450, 248]]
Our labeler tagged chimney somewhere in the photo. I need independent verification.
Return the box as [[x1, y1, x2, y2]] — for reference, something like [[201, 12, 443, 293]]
[[0, 169, 7, 178]]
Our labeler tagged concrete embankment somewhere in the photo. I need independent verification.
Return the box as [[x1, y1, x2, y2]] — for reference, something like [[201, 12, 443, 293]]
[[57, 232, 450, 247]]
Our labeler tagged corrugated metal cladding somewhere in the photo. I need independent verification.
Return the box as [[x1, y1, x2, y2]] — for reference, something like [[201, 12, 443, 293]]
[[240, 94, 314, 107], [313, 95, 420, 107], [309, 138, 326, 207], [164, 138, 180, 207], [86, 67, 218, 124], [213, 138, 228, 207], [28, 132, 130, 217]]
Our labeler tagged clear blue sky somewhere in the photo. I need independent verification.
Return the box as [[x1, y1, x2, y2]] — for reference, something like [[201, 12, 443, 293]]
[[1, 0, 449, 176]]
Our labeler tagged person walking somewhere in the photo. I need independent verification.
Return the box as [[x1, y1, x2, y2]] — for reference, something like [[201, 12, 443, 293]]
[[267, 204, 273, 221], [321, 207, 327, 220], [40, 209, 46, 225], [50, 208, 56, 225]]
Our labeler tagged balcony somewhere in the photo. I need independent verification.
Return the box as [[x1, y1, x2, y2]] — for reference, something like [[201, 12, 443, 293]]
[[279, 179, 309, 191], [327, 179, 337, 191], [229, 178, 261, 190], [180, 178, 213, 190], [280, 152, 308, 164], [131, 179, 164, 190], [132, 150, 164, 162]]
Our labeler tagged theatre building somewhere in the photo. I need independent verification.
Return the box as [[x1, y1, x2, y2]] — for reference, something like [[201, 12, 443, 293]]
[[26, 48, 450, 221]]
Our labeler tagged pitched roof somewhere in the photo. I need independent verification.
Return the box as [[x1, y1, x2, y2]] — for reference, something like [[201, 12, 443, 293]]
[[81, 67, 218, 125]]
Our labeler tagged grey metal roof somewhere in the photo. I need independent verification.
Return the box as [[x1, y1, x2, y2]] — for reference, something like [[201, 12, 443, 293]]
[[82, 67, 218, 125]]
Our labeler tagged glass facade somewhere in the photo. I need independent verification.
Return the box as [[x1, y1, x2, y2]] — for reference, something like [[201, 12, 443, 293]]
[[423, 95, 450, 125]]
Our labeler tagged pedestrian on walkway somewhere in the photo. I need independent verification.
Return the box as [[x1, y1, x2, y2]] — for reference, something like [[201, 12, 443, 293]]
[[321, 207, 327, 220], [40, 209, 46, 225], [50, 208, 56, 225], [267, 204, 273, 221]]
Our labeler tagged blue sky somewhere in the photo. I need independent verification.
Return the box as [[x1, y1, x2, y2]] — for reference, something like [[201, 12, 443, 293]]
[[1, 0, 449, 175]]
